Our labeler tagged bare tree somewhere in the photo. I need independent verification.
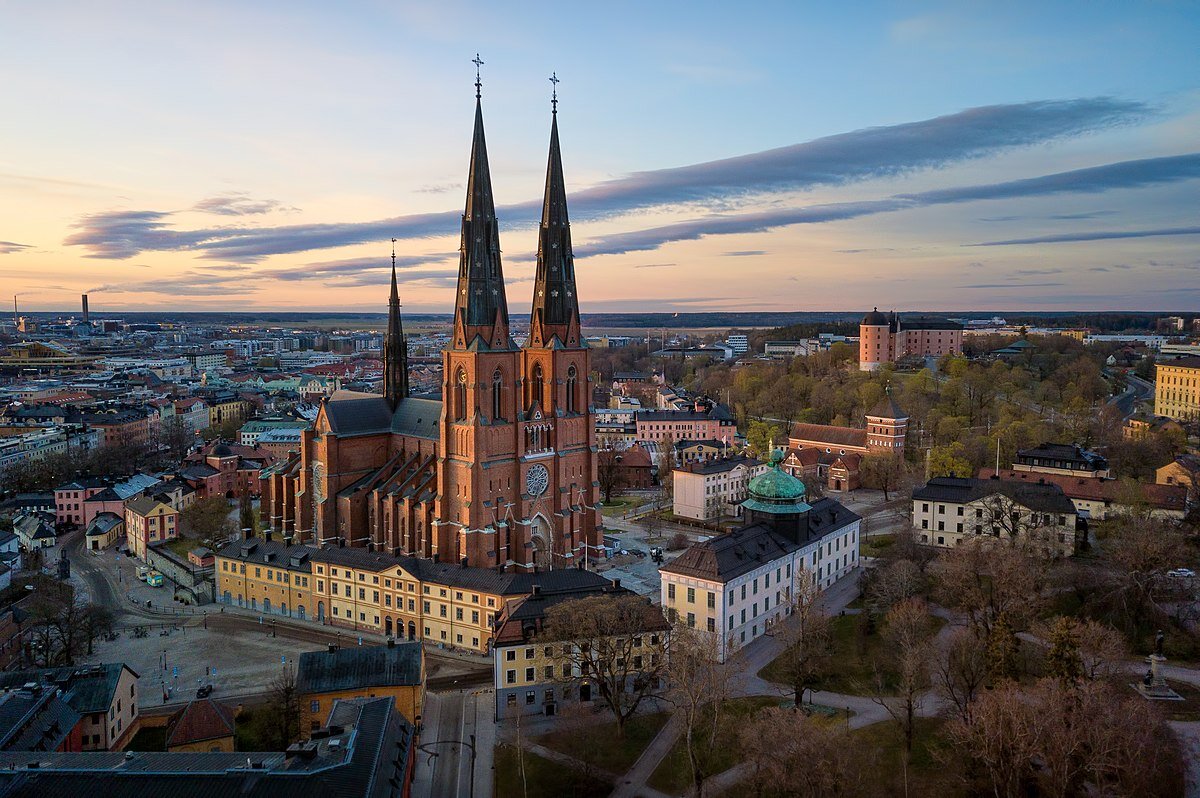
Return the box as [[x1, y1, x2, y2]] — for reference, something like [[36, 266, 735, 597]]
[[740, 707, 873, 798], [859, 453, 908, 501], [1075, 618, 1128, 682], [266, 662, 303, 749], [667, 626, 731, 797], [772, 578, 832, 706], [934, 627, 990, 722], [867, 558, 923, 611], [180, 496, 236, 541], [931, 540, 1044, 640], [871, 597, 934, 756], [597, 449, 629, 505], [539, 593, 669, 738]]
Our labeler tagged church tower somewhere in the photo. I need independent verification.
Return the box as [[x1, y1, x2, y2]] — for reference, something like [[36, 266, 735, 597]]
[[436, 67, 525, 569], [382, 251, 409, 409], [517, 85, 599, 570]]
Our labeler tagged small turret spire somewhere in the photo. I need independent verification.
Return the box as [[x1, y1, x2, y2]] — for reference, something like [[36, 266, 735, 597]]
[[383, 237, 409, 407]]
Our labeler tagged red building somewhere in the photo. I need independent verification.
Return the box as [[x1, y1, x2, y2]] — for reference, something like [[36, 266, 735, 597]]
[[859, 309, 963, 371], [180, 441, 274, 499], [261, 93, 600, 571]]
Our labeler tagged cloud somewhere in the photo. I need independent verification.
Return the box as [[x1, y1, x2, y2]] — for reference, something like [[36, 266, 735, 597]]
[[193, 193, 288, 216], [968, 226, 1200, 247], [63, 97, 1153, 262], [1013, 268, 1063, 276], [415, 183, 460, 195], [722, 250, 766, 257], [89, 271, 258, 297], [266, 253, 457, 282], [578, 153, 1200, 256], [0, 241, 31, 254], [979, 210, 1116, 222], [961, 282, 1066, 289], [632, 262, 675, 269]]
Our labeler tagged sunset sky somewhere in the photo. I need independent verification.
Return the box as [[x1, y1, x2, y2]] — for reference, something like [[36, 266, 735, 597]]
[[2, 1, 1198, 314]]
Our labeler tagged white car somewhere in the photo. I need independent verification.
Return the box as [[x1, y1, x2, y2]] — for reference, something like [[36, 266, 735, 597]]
[[1167, 568, 1196, 579]]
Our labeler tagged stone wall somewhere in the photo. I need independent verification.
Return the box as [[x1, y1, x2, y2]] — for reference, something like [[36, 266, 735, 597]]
[[145, 545, 215, 604]]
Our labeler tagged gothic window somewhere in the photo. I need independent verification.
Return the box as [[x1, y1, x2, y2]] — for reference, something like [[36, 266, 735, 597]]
[[492, 369, 504, 421], [455, 368, 467, 421], [566, 365, 578, 414], [531, 364, 544, 410]]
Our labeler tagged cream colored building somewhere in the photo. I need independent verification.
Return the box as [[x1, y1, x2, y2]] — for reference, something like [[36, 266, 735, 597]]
[[1154, 357, 1200, 422], [673, 456, 767, 521]]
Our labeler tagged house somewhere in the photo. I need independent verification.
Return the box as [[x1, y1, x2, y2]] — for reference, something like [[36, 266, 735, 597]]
[[123, 496, 180, 559], [597, 445, 654, 492], [674, 439, 727, 465], [0, 532, 21, 573], [785, 392, 908, 491], [0, 696, 414, 798], [187, 547, 214, 568], [0, 685, 83, 753], [1012, 443, 1110, 479], [979, 468, 1188, 521], [912, 476, 1080, 556], [13, 512, 56, 550], [1157, 455, 1200, 501], [296, 640, 424, 733], [84, 512, 123, 551], [53, 477, 109, 527], [0, 663, 140, 751], [165, 698, 237, 752], [672, 455, 767, 521], [660, 451, 861, 662], [492, 580, 670, 719]]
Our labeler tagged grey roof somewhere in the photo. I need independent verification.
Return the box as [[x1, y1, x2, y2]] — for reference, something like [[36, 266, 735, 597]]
[[390, 397, 441, 440], [0, 664, 136, 716], [1015, 442, 1107, 470], [0, 690, 80, 753], [0, 696, 411, 798], [912, 476, 1077, 514], [321, 391, 393, 436], [216, 538, 312, 572], [85, 512, 123, 536], [681, 455, 760, 475], [296, 642, 422, 695]]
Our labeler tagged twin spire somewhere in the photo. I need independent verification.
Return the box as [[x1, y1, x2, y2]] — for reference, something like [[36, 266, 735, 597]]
[[386, 65, 580, 406], [450, 62, 580, 351]]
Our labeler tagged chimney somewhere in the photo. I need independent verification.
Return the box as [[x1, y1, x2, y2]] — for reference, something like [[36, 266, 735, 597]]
[[613, 578, 621, 590], [532, 585, 542, 597], [460, 557, 468, 569], [81, 294, 89, 325], [327, 643, 338, 654], [264, 530, 272, 543]]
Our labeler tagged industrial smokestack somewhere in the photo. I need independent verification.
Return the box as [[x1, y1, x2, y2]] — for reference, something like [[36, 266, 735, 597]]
[[81, 294, 89, 325]]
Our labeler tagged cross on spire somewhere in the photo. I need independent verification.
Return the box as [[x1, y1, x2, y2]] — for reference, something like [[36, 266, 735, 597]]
[[472, 53, 484, 99], [391, 237, 397, 269], [549, 71, 560, 114]]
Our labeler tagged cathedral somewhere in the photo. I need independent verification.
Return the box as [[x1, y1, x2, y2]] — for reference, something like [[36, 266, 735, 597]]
[[260, 86, 600, 573]]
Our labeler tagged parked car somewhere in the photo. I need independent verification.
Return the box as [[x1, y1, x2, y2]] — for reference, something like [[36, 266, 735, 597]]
[[1167, 568, 1196, 579], [196, 684, 213, 698]]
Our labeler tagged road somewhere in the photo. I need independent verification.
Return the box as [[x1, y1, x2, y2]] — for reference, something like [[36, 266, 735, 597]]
[[1108, 372, 1155, 418], [412, 689, 495, 798]]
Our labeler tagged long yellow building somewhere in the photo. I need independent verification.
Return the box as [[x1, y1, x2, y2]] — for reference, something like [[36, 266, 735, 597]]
[[1154, 356, 1200, 422], [215, 536, 615, 654]]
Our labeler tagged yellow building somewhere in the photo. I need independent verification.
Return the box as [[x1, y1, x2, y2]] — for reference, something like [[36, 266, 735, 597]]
[[296, 640, 423, 733], [124, 496, 180, 559], [215, 537, 620, 655], [215, 537, 315, 619], [1154, 357, 1200, 422]]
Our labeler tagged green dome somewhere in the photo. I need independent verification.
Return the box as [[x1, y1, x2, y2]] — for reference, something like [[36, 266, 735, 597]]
[[742, 450, 811, 515]]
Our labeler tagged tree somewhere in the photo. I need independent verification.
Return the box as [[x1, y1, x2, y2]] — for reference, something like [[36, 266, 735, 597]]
[[772, 579, 832, 706], [1043, 615, 1082, 683], [872, 598, 934, 756], [745, 420, 785, 459], [539, 594, 668, 738], [987, 612, 1021, 682], [740, 707, 873, 798], [931, 540, 1044, 640], [667, 626, 731, 797], [1102, 514, 1191, 640], [25, 594, 109, 667], [934, 627, 990, 722], [596, 449, 629, 504], [927, 442, 972, 478], [239, 492, 256, 534], [945, 678, 1183, 798], [866, 558, 924, 611], [81, 604, 115, 657], [264, 662, 303, 750], [159, 415, 194, 462], [180, 496, 235, 540], [1075, 618, 1128, 681], [859, 453, 908, 501]]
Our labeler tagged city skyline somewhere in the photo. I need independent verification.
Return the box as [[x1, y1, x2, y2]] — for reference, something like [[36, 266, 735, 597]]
[[2, 1, 1199, 313]]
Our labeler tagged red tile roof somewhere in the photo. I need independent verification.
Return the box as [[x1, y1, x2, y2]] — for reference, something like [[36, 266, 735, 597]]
[[166, 698, 236, 748]]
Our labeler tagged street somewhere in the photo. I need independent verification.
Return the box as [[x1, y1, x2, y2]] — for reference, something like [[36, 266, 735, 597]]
[[412, 688, 496, 798]]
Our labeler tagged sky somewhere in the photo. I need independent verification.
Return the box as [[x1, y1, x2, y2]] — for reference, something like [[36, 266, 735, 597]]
[[1, 1, 1199, 314]]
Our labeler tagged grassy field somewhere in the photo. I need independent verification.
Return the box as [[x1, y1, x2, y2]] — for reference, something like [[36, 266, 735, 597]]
[[859, 533, 895, 558], [758, 612, 946, 695], [599, 497, 640, 517], [533, 711, 669, 774], [647, 696, 782, 795], [494, 743, 612, 798], [852, 718, 960, 797]]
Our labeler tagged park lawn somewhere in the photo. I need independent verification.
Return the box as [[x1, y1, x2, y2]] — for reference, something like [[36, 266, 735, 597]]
[[533, 711, 669, 774], [758, 613, 946, 696], [852, 718, 961, 797], [494, 743, 611, 798], [860, 533, 895, 558], [648, 696, 782, 795], [600, 497, 638, 516]]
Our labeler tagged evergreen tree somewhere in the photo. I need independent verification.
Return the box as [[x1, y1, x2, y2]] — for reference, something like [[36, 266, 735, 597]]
[[1045, 616, 1083, 684], [988, 612, 1021, 682]]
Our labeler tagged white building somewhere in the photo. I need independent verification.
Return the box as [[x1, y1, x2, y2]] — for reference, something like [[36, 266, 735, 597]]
[[673, 456, 767, 521], [1084, 334, 1167, 349], [726, 334, 749, 355], [660, 452, 861, 662]]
